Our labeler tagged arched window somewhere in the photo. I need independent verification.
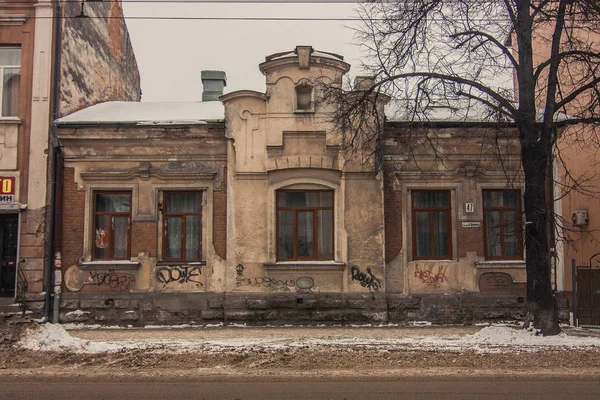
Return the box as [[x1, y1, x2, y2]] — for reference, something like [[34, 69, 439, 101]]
[[296, 84, 312, 111]]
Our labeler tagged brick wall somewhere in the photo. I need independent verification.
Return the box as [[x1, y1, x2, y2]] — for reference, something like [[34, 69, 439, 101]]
[[131, 221, 157, 257], [456, 226, 484, 258], [213, 168, 227, 259], [383, 168, 402, 261], [61, 168, 85, 269], [59, 0, 141, 117]]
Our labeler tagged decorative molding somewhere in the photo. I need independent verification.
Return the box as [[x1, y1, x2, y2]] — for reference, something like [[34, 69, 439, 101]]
[[342, 172, 378, 180], [80, 164, 218, 182], [0, 14, 28, 26], [266, 156, 339, 171], [264, 262, 346, 273], [234, 172, 268, 180]]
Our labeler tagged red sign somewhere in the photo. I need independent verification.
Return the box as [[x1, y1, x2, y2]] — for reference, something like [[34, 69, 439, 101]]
[[0, 177, 15, 203], [0, 177, 15, 195]]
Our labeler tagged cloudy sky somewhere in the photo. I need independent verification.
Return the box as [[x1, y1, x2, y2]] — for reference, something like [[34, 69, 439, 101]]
[[122, 1, 364, 102]]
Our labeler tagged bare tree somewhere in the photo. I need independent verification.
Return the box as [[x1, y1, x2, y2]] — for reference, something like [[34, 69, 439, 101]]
[[326, 0, 600, 335]]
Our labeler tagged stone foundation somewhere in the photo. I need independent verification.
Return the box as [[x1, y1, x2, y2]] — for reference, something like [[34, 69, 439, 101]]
[[55, 291, 560, 326]]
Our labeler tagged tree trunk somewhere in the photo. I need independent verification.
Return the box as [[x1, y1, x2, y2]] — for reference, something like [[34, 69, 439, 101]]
[[520, 140, 561, 335]]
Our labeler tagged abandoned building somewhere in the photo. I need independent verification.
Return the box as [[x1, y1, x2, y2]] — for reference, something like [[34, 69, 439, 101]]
[[52, 46, 549, 325]]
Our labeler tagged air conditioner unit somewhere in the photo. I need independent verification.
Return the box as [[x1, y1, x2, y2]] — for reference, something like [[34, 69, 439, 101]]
[[571, 210, 589, 226]]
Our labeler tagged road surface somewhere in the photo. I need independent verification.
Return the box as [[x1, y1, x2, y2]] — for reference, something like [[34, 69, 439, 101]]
[[1, 377, 598, 400]]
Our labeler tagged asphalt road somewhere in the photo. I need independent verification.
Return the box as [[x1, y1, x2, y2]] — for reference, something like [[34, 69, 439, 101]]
[[1, 377, 599, 400]]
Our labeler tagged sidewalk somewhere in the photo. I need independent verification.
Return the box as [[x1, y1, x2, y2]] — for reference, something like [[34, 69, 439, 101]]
[[2, 321, 600, 379]]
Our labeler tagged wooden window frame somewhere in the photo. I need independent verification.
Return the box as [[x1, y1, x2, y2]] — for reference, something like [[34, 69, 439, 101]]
[[411, 190, 452, 260], [483, 189, 523, 260], [162, 191, 203, 263], [92, 191, 131, 261], [276, 189, 334, 261]]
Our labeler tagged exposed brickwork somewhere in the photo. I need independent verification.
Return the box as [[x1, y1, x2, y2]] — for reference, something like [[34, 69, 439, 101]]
[[59, 1, 140, 117], [383, 168, 402, 261], [213, 168, 227, 259], [456, 226, 485, 258], [61, 168, 85, 269], [131, 221, 157, 258]]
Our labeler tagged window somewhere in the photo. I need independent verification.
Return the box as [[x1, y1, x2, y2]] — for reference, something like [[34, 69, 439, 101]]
[[483, 190, 522, 259], [412, 190, 452, 259], [93, 192, 131, 260], [0, 48, 20, 117], [296, 84, 312, 111], [162, 192, 202, 262], [277, 190, 333, 261]]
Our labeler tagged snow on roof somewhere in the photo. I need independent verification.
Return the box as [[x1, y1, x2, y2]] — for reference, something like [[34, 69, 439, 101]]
[[54, 101, 225, 126]]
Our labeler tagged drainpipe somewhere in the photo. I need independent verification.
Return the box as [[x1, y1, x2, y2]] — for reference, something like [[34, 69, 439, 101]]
[[43, 0, 62, 322]]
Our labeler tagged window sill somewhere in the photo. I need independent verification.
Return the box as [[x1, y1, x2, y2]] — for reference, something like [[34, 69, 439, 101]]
[[79, 260, 141, 270], [0, 117, 21, 124], [475, 260, 525, 269], [265, 261, 345, 272], [156, 261, 206, 266], [410, 259, 455, 263], [294, 110, 315, 114]]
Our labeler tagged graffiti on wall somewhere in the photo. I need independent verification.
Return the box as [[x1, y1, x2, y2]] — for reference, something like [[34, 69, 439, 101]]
[[155, 265, 203, 288], [234, 264, 314, 292], [350, 266, 382, 294], [88, 269, 136, 291], [236, 276, 296, 291], [414, 265, 448, 288]]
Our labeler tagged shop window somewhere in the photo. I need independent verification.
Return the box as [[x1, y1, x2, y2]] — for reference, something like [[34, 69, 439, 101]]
[[277, 190, 333, 261], [93, 192, 131, 260], [162, 192, 202, 262], [0, 47, 21, 117], [411, 190, 452, 259], [483, 190, 522, 259], [296, 84, 312, 111]]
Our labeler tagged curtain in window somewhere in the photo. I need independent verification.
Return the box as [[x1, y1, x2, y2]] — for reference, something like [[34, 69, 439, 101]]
[[0, 48, 21, 117], [2, 68, 19, 117], [165, 193, 201, 261]]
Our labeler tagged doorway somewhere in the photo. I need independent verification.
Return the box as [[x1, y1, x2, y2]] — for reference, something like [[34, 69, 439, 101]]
[[0, 213, 18, 297]]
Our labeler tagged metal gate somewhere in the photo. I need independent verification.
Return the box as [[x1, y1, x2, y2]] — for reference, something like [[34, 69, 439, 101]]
[[573, 253, 600, 327]]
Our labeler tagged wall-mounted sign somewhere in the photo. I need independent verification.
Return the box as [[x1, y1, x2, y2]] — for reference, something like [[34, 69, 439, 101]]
[[465, 202, 474, 213], [0, 177, 15, 203], [462, 222, 481, 228]]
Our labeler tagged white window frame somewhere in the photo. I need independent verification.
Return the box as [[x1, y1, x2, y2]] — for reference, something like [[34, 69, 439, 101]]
[[0, 47, 21, 118]]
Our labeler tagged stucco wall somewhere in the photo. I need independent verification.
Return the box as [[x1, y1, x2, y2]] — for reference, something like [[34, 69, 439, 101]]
[[59, 0, 140, 117]]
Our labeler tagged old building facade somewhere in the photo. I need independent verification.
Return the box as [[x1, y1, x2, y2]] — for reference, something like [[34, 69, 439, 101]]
[[0, 0, 139, 315], [54, 47, 534, 325]]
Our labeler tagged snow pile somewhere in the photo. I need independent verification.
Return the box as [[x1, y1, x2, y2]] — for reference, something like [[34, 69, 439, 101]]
[[19, 324, 121, 353], [464, 325, 600, 348]]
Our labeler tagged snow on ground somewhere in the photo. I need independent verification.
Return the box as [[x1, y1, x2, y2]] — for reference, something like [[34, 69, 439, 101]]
[[17, 323, 600, 354]]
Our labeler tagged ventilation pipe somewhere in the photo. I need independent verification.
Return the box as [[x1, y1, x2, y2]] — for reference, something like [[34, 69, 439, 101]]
[[201, 70, 227, 101]]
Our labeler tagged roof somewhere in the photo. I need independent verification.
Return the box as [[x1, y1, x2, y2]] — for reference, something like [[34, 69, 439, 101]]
[[54, 101, 225, 126]]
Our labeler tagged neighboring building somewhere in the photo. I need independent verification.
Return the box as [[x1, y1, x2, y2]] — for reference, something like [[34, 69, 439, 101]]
[[525, 24, 600, 314], [0, 0, 139, 314], [53, 47, 537, 325]]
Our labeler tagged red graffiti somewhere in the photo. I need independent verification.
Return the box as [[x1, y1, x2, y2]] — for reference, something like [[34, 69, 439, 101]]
[[414, 265, 448, 288]]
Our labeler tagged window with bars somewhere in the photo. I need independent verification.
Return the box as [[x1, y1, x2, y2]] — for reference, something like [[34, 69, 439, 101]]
[[483, 190, 522, 259], [0, 47, 20, 117], [411, 190, 452, 260], [277, 190, 333, 261], [93, 192, 131, 260], [162, 192, 202, 262]]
